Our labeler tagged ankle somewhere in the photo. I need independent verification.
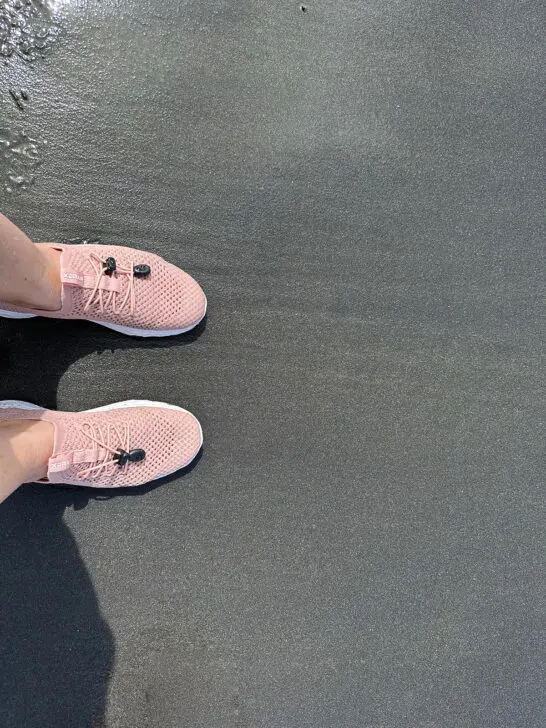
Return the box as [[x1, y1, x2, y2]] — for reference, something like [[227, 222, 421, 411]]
[[5, 245, 62, 311], [0, 420, 54, 483], [32, 245, 62, 311]]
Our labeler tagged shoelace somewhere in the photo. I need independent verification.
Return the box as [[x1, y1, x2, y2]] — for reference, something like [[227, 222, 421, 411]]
[[77, 421, 135, 480], [83, 252, 137, 316]]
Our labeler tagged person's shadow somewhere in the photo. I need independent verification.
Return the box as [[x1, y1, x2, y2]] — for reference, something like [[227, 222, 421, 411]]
[[0, 316, 206, 728]]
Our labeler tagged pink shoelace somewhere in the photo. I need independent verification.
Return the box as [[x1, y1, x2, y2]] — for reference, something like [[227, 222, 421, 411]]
[[77, 421, 133, 480], [83, 252, 137, 316]]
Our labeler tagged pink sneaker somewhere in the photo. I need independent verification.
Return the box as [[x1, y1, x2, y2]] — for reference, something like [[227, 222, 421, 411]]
[[0, 399, 203, 487], [0, 243, 207, 337]]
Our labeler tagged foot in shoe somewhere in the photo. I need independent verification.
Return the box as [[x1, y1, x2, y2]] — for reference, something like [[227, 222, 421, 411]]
[[0, 243, 207, 337], [0, 400, 203, 487]]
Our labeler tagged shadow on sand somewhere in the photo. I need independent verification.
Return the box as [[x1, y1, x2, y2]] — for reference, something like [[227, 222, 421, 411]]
[[0, 316, 206, 727]]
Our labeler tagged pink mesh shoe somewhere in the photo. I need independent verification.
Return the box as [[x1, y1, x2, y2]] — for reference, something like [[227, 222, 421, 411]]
[[0, 399, 203, 487], [0, 243, 207, 337]]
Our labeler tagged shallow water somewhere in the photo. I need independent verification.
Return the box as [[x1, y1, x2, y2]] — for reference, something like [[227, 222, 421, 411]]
[[0, 126, 44, 191], [0, 0, 62, 62], [0, 0, 63, 193]]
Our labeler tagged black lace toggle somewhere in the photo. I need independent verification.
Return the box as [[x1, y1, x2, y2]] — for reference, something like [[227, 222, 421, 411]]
[[133, 264, 151, 277], [103, 257, 117, 275], [113, 448, 146, 466]]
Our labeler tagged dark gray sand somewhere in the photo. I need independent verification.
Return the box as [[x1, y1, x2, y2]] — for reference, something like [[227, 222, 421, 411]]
[[0, 2, 544, 727]]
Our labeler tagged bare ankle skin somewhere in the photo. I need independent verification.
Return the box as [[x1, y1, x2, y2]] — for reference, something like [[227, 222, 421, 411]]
[[0, 214, 61, 311], [0, 420, 54, 503], [32, 244, 62, 310]]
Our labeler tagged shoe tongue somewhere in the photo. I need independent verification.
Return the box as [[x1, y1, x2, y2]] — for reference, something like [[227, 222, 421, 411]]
[[44, 414, 116, 482], [58, 244, 90, 290], [59, 245, 127, 300], [59, 243, 89, 274], [40, 411, 70, 482]]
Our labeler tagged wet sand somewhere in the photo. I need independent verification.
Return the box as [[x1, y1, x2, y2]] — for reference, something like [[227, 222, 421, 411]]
[[0, 2, 544, 727]]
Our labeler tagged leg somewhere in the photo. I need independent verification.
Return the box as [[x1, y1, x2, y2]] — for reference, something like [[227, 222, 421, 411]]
[[0, 213, 61, 310], [0, 420, 54, 504]]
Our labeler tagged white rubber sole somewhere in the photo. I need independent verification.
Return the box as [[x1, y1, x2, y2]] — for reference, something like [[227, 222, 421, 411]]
[[0, 310, 36, 319], [0, 399, 203, 482], [0, 294, 207, 337], [0, 400, 43, 410]]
